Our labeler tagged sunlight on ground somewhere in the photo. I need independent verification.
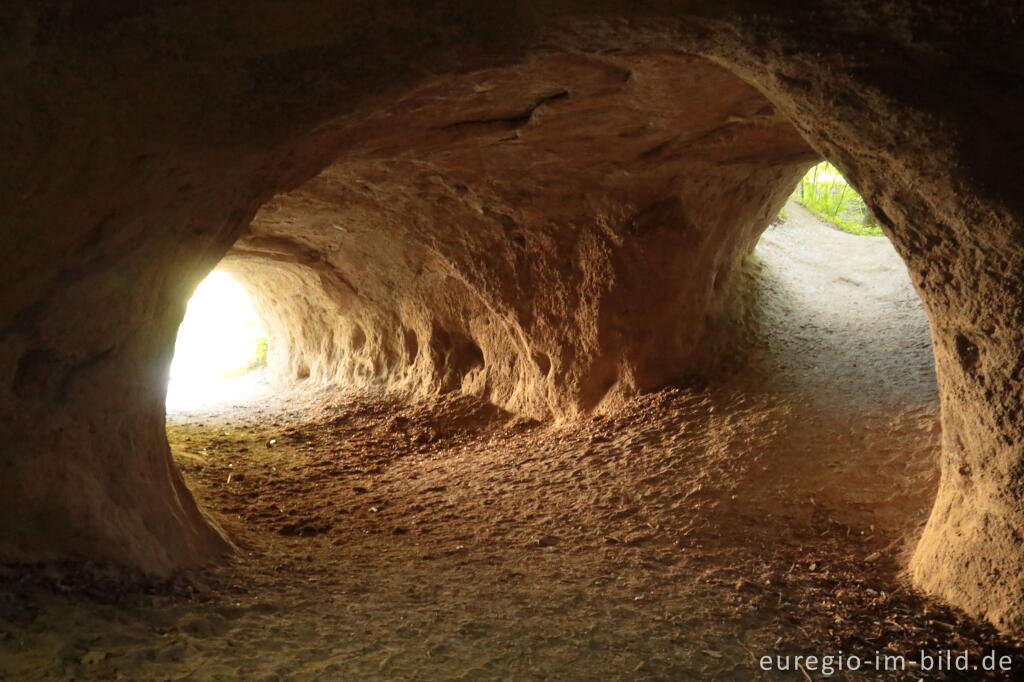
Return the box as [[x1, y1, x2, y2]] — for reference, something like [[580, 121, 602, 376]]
[[166, 271, 268, 410]]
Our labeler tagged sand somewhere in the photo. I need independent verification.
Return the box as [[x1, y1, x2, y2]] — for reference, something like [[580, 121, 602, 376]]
[[1, 204, 1020, 681]]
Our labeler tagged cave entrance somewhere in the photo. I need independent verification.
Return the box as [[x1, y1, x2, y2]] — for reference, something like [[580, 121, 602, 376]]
[[753, 164, 937, 408], [743, 166, 940, 533], [788, 161, 883, 236], [166, 270, 269, 411], [6, 32, 1017, 677]]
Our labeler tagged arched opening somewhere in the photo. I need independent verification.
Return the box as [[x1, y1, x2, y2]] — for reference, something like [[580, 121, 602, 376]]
[[788, 161, 883, 237], [756, 166, 936, 408], [3, 4, 1024, 678], [216, 52, 821, 420], [166, 271, 270, 411], [147, 51, 997, 679], [745, 189, 940, 537]]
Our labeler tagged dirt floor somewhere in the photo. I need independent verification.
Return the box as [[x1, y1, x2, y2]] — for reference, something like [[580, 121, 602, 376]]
[[2, 203, 1023, 681]]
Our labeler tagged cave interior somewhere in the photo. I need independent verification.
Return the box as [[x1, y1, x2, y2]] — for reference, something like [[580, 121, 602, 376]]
[[2, 2, 1024, 679]]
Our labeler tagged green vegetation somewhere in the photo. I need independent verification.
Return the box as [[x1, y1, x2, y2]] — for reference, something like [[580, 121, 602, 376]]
[[223, 334, 269, 378], [788, 161, 883, 236], [253, 337, 269, 367]]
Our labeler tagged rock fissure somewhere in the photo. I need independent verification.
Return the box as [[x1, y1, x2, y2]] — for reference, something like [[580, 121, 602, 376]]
[[441, 88, 571, 132]]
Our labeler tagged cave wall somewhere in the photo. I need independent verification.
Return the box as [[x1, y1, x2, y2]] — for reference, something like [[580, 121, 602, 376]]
[[223, 52, 814, 419], [2, 0, 1024, 633]]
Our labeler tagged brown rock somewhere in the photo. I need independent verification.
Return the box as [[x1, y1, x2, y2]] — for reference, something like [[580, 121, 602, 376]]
[[0, 0, 1021, 635]]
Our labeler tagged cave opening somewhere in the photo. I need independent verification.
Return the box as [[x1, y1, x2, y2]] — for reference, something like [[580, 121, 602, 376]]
[[148, 51, 959, 676], [150, 58, 953, 672], [165, 271, 270, 412], [753, 186, 938, 411], [5, 3, 1024, 676]]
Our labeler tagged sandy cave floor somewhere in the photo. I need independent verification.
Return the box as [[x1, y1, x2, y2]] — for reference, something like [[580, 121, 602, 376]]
[[2, 203, 1024, 681]]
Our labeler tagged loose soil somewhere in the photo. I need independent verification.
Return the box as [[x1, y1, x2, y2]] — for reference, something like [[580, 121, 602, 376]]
[[2, 204, 1021, 681]]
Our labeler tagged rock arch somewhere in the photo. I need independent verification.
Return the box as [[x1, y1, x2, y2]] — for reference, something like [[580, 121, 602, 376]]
[[1, 1, 1022, 631], [221, 52, 816, 419]]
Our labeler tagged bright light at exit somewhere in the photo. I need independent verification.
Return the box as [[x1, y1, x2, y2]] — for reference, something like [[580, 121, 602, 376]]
[[166, 271, 268, 409]]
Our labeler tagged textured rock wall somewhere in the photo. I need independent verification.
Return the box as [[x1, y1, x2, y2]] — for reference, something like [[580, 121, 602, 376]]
[[2, 1, 1023, 633], [223, 53, 813, 419]]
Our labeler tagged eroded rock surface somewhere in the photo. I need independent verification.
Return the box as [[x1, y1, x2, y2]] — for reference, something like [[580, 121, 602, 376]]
[[225, 53, 813, 418], [1, 0, 1023, 635]]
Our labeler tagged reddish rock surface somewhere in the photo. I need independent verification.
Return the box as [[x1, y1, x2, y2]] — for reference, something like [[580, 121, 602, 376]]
[[1, 1, 1023, 636], [225, 53, 813, 418]]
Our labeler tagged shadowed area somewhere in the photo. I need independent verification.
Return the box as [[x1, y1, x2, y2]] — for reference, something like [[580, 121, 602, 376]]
[[6, 205, 1018, 681], [3, 3, 1024, 678]]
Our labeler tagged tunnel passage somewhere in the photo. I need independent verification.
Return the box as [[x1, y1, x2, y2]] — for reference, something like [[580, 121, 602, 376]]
[[222, 53, 817, 420], [2, 1, 1024, 637], [165, 271, 270, 411]]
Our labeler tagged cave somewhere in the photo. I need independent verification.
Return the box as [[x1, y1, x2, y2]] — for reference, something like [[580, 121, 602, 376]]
[[165, 270, 270, 411], [2, 2, 1024, 679]]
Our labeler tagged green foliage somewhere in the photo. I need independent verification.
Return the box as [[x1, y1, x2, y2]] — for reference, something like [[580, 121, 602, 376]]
[[223, 336, 269, 378], [792, 161, 883, 237], [253, 337, 269, 366]]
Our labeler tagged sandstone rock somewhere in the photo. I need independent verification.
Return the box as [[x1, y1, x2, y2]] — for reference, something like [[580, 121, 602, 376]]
[[0, 0, 1022, 634], [223, 52, 813, 419]]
